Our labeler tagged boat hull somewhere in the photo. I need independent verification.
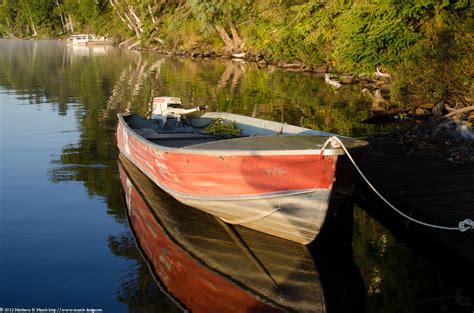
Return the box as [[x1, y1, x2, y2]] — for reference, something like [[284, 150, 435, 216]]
[[117, 114, 352, 244], [178, 189, 331, 244]]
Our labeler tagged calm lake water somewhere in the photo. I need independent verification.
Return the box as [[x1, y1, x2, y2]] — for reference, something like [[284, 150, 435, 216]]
[[0, 40, 471, 313]]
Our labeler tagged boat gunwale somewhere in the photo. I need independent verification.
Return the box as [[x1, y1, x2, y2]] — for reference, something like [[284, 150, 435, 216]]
[[117, 113, 366, 156]]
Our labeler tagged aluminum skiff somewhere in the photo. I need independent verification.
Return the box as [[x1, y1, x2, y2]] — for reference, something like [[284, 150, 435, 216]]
[[116, 112, 367, 244]]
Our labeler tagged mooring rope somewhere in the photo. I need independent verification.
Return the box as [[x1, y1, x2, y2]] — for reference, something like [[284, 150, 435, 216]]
[[323, 136, 473, 232]]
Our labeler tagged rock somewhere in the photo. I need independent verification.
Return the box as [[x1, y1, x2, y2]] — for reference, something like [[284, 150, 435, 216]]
[[324, 73, 342, 89], [415, 108, 426, 116], [202, 51, 212, 58], [432, 100, 445, 116], [420, 103, 434, 109], [313, 64, 329, 73], [339, 74, 355, 84], [279, 62, 302, 69], [380, 84, 391, 96], [375, 67, 391, 79], [363, 84, 377, 91], [468, 112, 474, 121]]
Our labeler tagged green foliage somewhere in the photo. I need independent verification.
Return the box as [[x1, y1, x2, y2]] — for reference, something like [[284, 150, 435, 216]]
[[1, 0, 472, 108], [0, 0, 16, 37], [188, 0, 251, 32], [159, 7, 221, 51], [290, 1, 342, 64], [391, 7, 474, 107], [0, 0, 113, 38], [0, 0, 59, 37], [332, 2, 419, 72]]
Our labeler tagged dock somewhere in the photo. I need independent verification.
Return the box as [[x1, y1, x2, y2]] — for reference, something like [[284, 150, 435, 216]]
[[353, 137, 474, 270]]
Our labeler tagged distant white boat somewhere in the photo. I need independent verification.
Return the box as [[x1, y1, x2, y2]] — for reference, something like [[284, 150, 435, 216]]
[[68, 34, 112, 46]]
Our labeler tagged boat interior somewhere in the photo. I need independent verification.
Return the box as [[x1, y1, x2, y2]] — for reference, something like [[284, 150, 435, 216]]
[[122, 113, 368, 151], [124, 113, 238, 148]]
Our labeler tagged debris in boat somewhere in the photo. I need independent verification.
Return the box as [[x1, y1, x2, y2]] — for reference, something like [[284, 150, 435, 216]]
[[375, 67, 391, 79], [324, 73, 342, 89], [203, 118, 241, 136]]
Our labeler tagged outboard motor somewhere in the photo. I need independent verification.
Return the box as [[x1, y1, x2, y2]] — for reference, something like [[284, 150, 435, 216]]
[[151, 97, 207, 126]]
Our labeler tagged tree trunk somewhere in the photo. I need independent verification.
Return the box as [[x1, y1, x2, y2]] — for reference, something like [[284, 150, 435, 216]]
[[109, 0, 132, 30], [443, 105, 474, 118], [55, 0, 66, 32], [229, 23, 242, 48], [147, 3, 156, 24], [127, 4, 143, 34], [215, 25, 234, 51], [5, 19, 16, 38], [109, 0, 140, 37], [28, 9, 37, 37], [68, 14, 75, 33]]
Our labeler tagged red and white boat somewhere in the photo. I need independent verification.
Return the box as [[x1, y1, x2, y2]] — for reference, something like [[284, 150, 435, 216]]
[[117, 97, 367, 244]]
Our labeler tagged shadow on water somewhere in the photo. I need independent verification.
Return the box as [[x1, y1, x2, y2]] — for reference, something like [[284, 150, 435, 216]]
[[353, 200, 474, 313], [118, 154, 366, 313]]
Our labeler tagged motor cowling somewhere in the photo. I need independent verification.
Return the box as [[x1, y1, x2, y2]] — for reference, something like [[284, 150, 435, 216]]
[[151, 97, 207, 125]]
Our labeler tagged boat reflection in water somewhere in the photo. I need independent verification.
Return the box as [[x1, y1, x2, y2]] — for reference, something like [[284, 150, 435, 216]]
[[118, 154, 365, 312]]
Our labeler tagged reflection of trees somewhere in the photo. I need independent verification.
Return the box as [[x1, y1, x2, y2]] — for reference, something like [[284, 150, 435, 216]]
[[106, 54, 164, 116], [48, 48, 180, 310], [213, 61, 244, 101], [0, 41, 71, 114], [148, 58, 374, 136], [108, 231, 181, 313]]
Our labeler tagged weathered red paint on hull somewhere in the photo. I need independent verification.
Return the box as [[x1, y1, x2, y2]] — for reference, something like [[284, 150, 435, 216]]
[[117, 121, 337, 198], [119, 165, 282, 313]]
